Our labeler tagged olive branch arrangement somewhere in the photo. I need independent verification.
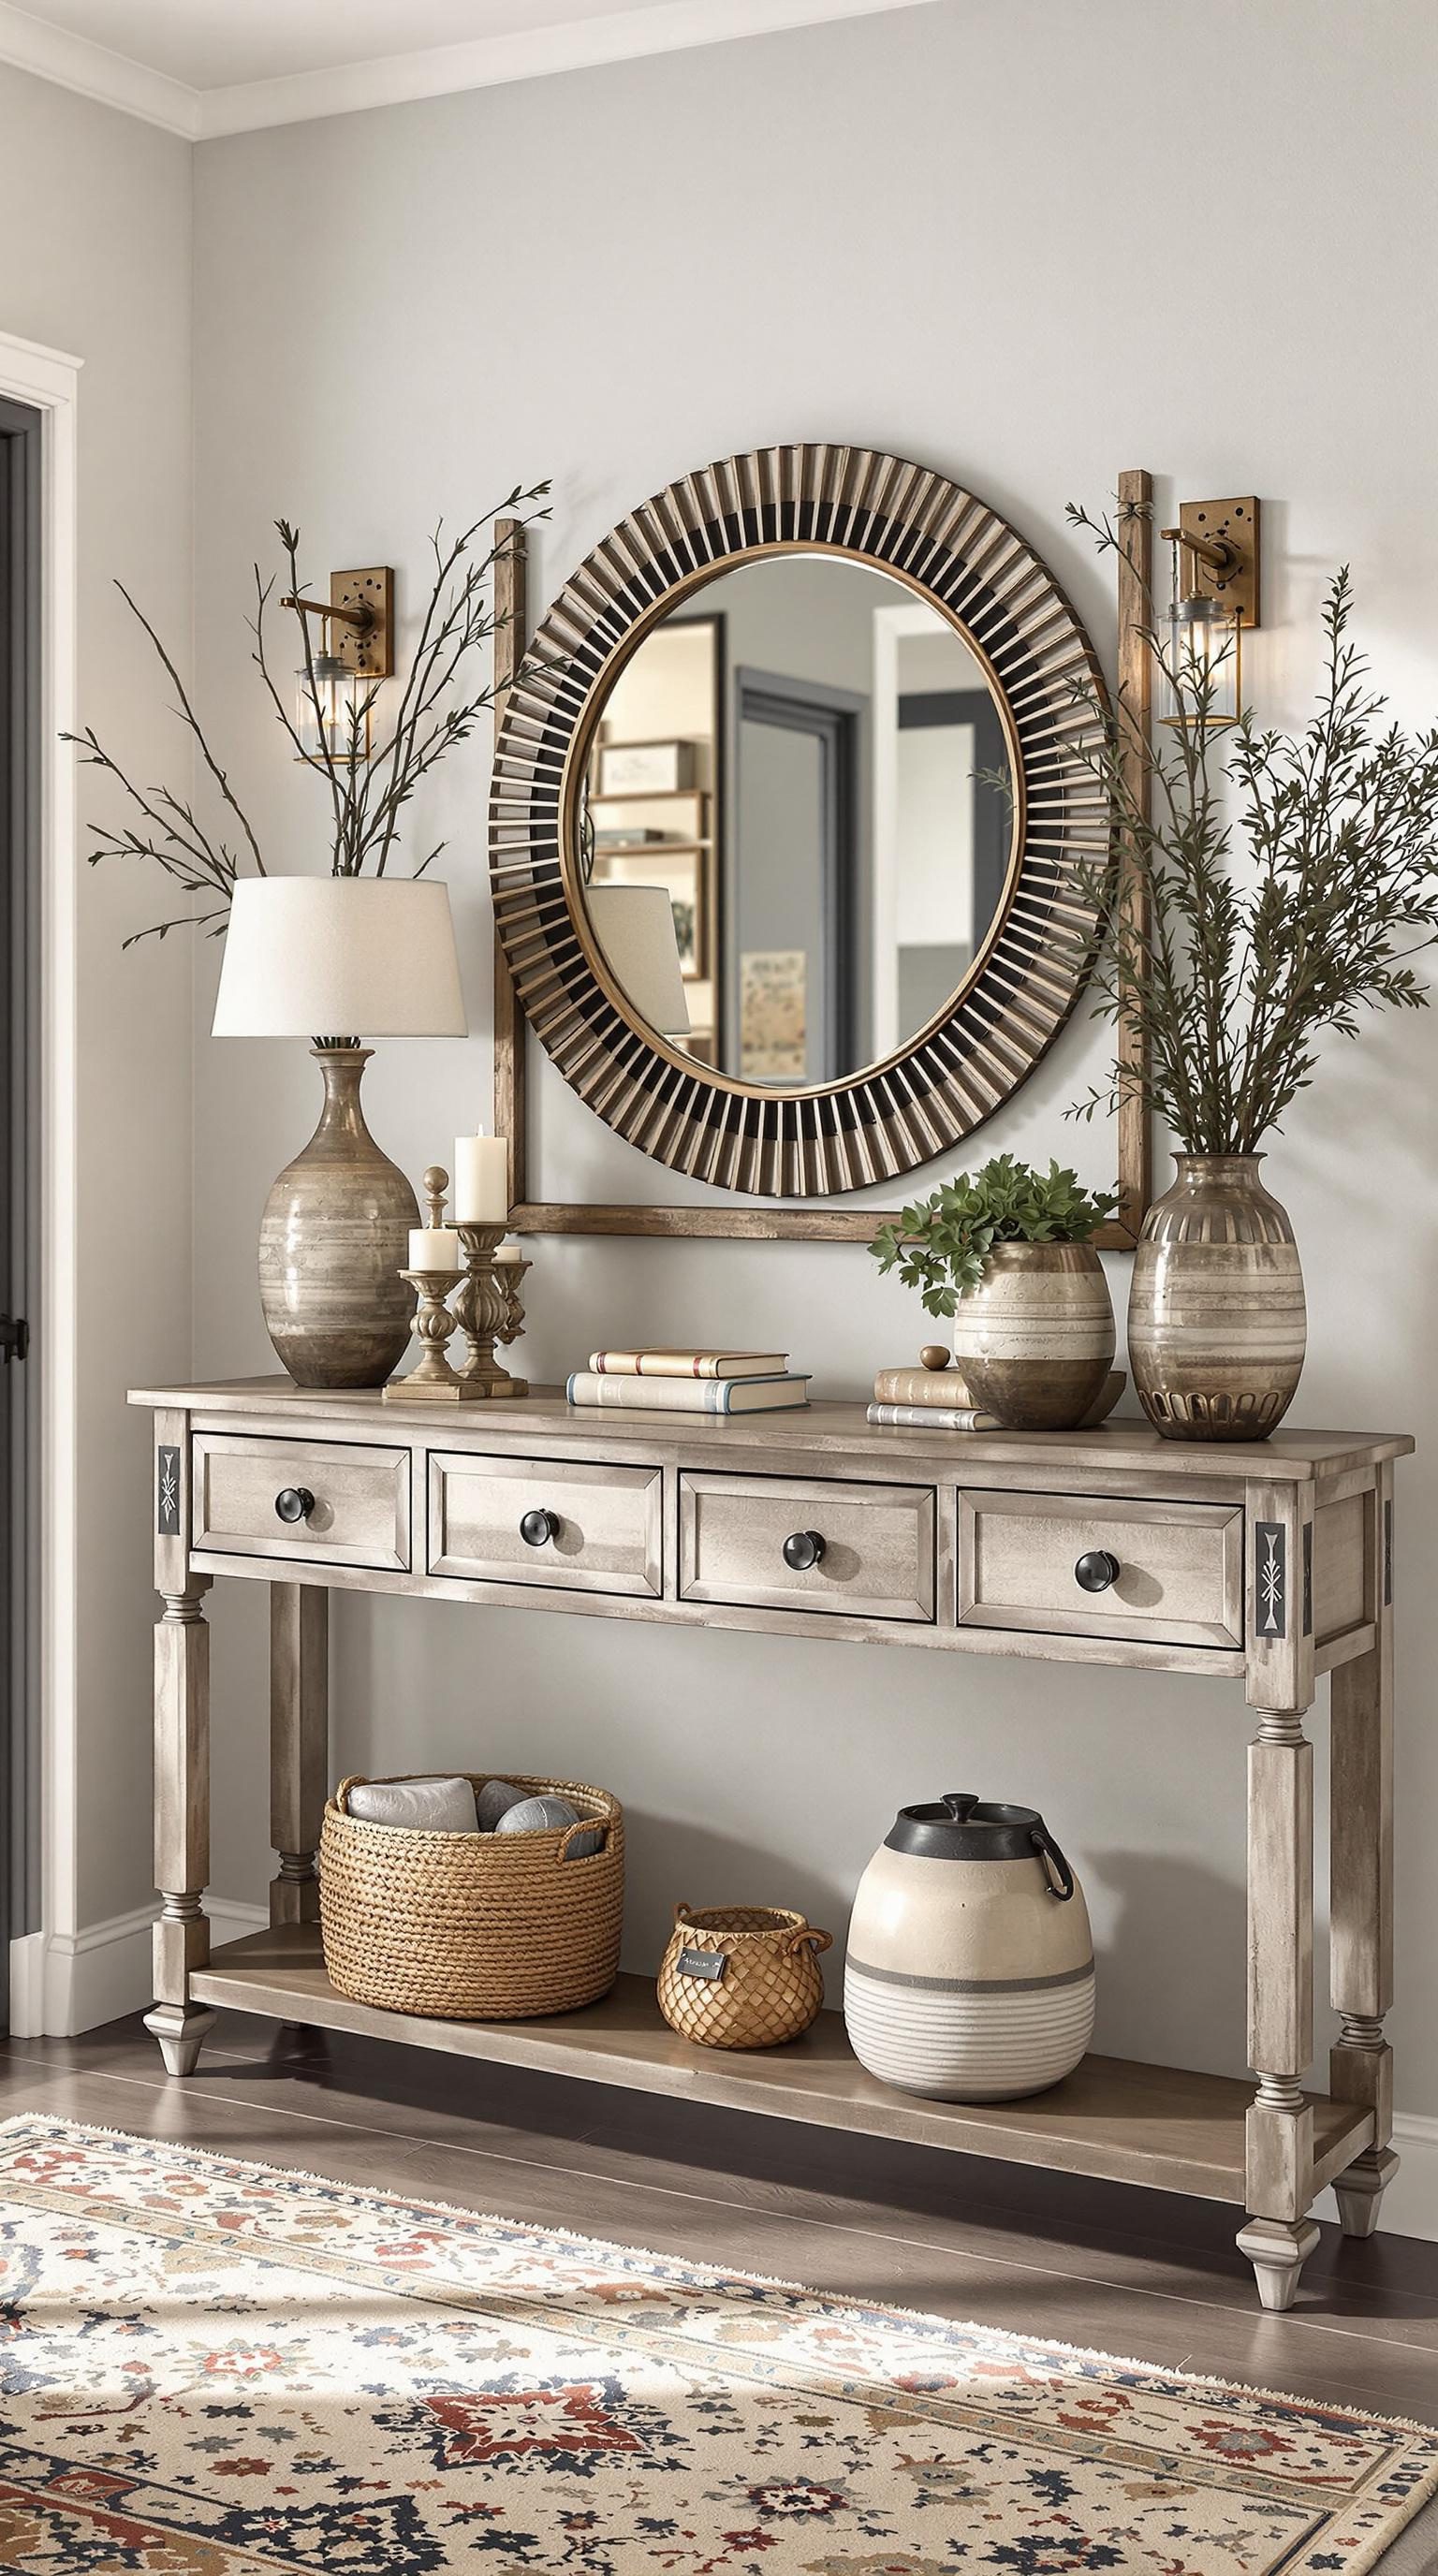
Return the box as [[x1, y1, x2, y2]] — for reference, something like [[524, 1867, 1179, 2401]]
[[64, 481, 550, 946], [870, 1155, 1118, 1317], [1058, 505, 1438, 1152]]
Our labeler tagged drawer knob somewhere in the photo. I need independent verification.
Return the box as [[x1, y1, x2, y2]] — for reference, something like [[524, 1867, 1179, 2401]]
[[782, 1529, 827, 1572], [1074, 1547, 1121, 1593], [274, 1486, 315, 1526], [520, 1507, 561, 1548]]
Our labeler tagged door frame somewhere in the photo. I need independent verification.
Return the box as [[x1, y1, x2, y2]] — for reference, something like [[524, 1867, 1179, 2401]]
[[732, 665, 865, 1082], [0, 330, 81, 2036]]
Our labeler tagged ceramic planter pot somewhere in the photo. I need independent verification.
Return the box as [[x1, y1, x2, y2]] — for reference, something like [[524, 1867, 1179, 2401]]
[[951, 1242, 1115, 1430], [1128, 1154, 1305, 1442], [844, 1793, 1094, 2101]]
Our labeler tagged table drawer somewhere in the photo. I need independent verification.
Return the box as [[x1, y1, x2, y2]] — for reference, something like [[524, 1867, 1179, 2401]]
[[680, 1471, 935, 1623], [192, 1433, 410, 1571], [958, 1489, 1243, 1649], [428, 1453, 663, 1596]]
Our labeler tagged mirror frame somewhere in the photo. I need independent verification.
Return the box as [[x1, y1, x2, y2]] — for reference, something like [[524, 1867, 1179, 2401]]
[[492, 448, 1154, 1245]]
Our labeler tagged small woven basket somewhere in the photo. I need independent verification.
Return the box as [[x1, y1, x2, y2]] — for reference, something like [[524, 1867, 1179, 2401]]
[[319, 1772, 624, 2021], [657, 1903, 832, 2050]]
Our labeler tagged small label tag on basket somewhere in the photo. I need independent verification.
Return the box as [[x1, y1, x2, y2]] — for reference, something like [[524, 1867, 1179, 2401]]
[[676, 1946, 726, 1981]]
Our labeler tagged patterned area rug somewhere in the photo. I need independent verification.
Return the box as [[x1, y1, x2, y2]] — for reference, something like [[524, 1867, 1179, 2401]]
[[0, 2115, 1433, 2574]]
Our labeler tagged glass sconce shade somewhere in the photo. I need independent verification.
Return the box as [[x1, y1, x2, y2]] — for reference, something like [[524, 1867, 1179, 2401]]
[[296, 652, 373, 762], [1159, 590, 1241, 730]]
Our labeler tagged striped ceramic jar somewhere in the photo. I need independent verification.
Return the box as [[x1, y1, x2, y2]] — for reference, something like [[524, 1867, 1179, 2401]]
[[1128, 1155, 1306, 1442], [951, 1243, 1115, 1431], [844, 1795, 1095, 2103]]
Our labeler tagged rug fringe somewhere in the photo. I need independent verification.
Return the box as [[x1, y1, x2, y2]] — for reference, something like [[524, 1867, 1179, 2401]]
[[4, 2108, 1437, 2463]]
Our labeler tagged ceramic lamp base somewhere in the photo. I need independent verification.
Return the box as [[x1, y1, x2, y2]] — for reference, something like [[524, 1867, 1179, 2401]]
[[258, 1045, 418, 1391]]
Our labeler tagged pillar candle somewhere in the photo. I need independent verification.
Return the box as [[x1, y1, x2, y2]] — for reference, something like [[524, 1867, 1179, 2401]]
[[409, 1226, 460, 1268], [454, 1130, 508, 1224], [494, 1243, 523, 1266]]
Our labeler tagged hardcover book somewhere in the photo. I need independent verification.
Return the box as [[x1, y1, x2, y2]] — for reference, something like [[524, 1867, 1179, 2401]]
[[590, 1347, 788, 1380], [566, 1370, 811, 1415], [867, 1402, 998, 1431], [873, 1366, 982, 1408]]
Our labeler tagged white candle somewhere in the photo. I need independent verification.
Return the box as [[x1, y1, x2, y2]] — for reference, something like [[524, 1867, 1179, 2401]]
[[453, 1129, 508, 1224], [409, 1226, 460, 1269], [494, 1243, 523, 1266]]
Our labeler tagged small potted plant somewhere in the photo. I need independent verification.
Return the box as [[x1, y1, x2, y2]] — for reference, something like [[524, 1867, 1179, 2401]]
[[870, 1156, 1118, 1429]]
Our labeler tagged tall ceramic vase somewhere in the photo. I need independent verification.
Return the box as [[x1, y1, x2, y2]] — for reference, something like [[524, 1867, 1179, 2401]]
[[1128, 1154, 1306, 1442], [952, 1242, 1115, 1431]]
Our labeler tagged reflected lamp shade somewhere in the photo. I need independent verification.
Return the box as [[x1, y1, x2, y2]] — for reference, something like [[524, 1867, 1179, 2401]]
[[213, 875, 467, 1039], [587, 884, 690, 1038]]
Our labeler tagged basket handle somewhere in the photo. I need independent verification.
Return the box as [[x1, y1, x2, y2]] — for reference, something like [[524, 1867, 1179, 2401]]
[[334, 1775, 367, 1815], [559, 1817, 609, 1860], [785, 1925, 833, 1956]]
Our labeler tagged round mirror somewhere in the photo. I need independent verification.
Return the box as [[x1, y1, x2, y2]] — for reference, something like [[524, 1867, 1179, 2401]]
[[492, 445, 1108, 1199], [576, 553, 1016, 1088]]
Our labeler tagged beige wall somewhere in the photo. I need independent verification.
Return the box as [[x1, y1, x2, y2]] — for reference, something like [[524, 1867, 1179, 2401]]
[[0, 61, 194, 1932], [186, 0, 1438, 2218]]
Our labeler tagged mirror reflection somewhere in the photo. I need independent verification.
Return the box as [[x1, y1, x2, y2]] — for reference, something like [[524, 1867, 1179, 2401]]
[[579, 551, 1014, 1085]]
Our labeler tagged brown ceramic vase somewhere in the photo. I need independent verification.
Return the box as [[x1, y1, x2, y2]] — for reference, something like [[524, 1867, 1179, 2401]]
[[1127, 1154, 1306, 1442], [257, 1044, 419, 1390], [951, 1241, 1116, 1431]]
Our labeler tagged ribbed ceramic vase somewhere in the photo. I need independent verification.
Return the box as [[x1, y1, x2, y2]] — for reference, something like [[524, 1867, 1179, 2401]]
[[258, 1045, 419, 1391], [1128, 1154, 1306, 1442], [844, 1794, 1094, 2102], [951, 1242, 1115, 1430]]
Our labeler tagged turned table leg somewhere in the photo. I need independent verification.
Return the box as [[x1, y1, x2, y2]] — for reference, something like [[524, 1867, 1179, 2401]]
[[270, 1583, 329, 1926], [1240, 1486, 1318, 2310], [143, 1573, 217, 2076], [1328, 1465, 1398, 2237]]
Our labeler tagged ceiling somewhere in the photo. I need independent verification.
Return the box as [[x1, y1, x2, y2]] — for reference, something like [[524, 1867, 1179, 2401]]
[[0, 0, 934, 136]]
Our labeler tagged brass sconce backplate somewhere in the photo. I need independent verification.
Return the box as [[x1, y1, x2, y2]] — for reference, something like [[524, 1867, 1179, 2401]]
[[1175, 497, 1260, 626], [331, 566, 394, 676]]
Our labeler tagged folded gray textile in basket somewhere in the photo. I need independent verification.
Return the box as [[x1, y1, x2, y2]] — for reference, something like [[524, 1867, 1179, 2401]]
[[345, 1776, 479, 1833]]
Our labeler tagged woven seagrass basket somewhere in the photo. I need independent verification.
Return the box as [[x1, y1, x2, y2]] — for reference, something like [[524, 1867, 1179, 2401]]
[[319, 1772, 624, 2020], [657, 1903, 832, 2050]]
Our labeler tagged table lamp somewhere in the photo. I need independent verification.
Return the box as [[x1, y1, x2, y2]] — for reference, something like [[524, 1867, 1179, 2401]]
[[213, 876, 466, 1388]]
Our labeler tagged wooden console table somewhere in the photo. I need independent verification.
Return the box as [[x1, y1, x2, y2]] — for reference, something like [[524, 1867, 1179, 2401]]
[[130, 1377, 1409, 2310]]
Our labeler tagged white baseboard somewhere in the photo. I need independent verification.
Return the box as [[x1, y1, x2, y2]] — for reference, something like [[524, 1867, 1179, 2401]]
[[9, 1898, 269, 2040]]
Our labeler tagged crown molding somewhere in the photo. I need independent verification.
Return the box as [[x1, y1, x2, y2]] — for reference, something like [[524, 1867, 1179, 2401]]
[[0, 0, 198, 135], [0, 0, 936, 142]]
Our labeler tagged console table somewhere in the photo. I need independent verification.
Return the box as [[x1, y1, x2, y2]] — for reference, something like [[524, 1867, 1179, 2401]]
[[129, 1377, 1410, 2310]]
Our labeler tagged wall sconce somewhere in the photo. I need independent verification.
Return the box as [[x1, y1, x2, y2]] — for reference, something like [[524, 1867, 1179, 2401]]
[[1158, 498, 1260, 729], [282, 565, 394, 763]]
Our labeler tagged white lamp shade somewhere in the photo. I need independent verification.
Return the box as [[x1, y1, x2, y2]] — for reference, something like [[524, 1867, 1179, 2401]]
[[587, 884, 691, 1038], [212, 876, 466, 1038]]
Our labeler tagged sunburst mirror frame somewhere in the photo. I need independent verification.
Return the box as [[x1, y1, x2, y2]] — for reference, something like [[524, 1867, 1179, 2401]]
[[491, 448, 1153, 1245]]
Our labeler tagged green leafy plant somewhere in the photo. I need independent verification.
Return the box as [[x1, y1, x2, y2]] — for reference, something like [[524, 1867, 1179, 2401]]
[[64, 485, 550, 946], [1061, 508, 1438, 1150], [869, 1155, 1119, 1317]]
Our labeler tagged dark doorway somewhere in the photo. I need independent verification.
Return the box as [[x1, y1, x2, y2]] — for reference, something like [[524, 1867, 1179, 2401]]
[[0, 392, 41, 2015], [733, 668, 865, 1084]]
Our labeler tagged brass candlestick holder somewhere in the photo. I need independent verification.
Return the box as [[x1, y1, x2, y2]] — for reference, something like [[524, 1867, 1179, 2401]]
[[384, 1167, 484, 1404], [454, 1224, 531, 1398]]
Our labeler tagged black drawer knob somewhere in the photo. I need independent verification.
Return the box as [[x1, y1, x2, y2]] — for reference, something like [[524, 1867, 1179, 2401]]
[[783, 1529, 827, 1572], [275, 1486, 315, 1525], [520, 1507, 561, 1548], [1074, 1547, 1121, 1592]]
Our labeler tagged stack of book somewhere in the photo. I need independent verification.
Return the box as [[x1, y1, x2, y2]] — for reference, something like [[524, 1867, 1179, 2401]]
[[566, 1348, 812, 1415], [868, 1365, 997, 1432]]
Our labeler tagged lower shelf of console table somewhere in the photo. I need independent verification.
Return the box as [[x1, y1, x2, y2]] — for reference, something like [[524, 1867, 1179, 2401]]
[[192, 1925, 1374, 2209]]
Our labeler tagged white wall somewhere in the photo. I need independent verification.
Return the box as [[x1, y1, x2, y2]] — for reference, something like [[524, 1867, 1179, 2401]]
[[182, 0, 1438, 2218], [0, 62, 194, 1955]]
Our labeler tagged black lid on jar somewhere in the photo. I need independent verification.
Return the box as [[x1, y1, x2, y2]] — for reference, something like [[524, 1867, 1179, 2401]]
[[885, 1793, 1046, 1862]]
